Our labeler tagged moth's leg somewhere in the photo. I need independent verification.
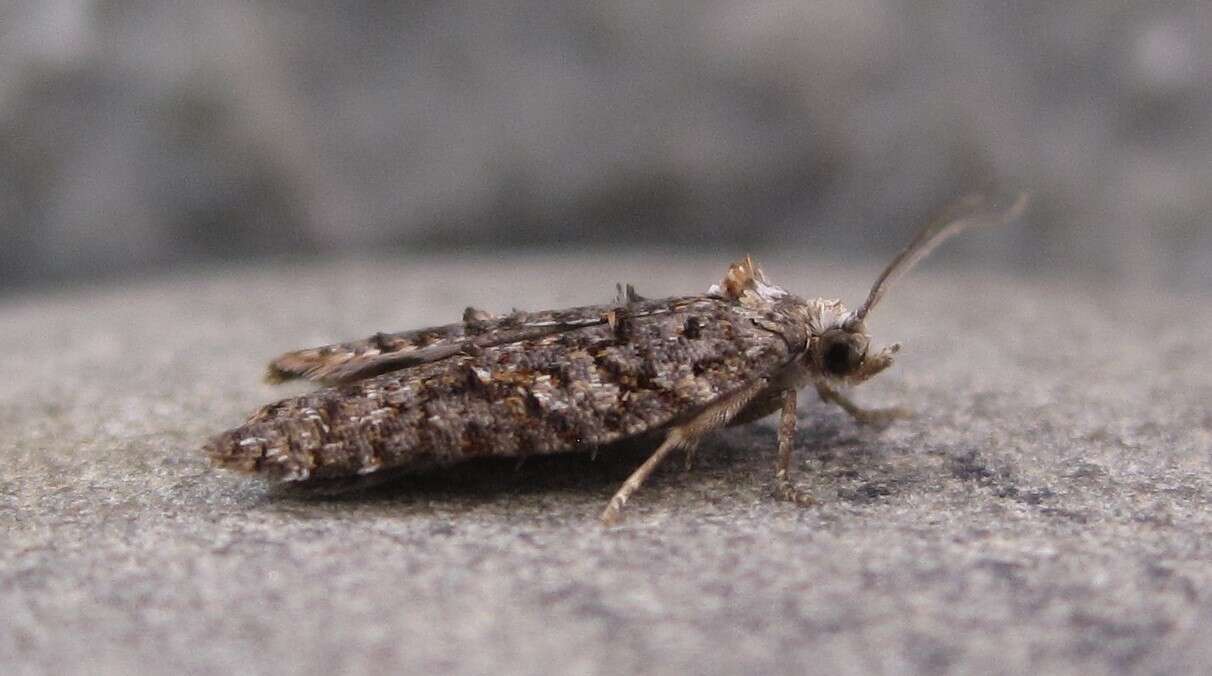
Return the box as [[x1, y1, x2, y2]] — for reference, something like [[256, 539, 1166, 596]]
[[600, 430, 691, 526], [774, 389, 815, 505], [814, 382, 911, 427], [600, 378, 769, 526]]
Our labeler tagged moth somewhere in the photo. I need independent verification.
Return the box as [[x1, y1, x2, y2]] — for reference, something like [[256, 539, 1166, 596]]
[[206, 194, 1026, 524]]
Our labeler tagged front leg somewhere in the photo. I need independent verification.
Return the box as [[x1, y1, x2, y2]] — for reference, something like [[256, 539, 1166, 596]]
[[774, 389, 814, 505], [814, 381, 911, 427]]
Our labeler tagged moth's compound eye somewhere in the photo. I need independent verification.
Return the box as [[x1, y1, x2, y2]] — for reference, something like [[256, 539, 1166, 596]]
[[823, 342, 852, 376], [820, 331, 865, 377]]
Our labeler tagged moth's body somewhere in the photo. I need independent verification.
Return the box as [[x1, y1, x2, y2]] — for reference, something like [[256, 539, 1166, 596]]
[[209, 266, 884, 478], [205, 194, 1026, 523]]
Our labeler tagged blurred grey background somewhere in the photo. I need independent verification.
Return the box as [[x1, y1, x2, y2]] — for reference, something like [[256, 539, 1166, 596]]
[[2, 1, 1210, 294]]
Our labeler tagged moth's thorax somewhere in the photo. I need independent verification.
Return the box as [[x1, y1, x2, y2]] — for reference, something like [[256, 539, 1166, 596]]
[[706, 255, 788, 306], [707, 256, 888, 387], [707, 256, 857, 332]]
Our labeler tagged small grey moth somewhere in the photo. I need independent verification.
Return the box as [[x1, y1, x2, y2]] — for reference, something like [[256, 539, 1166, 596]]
[[205, 194, 1028, 524]]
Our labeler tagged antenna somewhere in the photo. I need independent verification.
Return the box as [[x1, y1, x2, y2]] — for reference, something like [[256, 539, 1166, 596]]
[[848, 192, 1030, 327]]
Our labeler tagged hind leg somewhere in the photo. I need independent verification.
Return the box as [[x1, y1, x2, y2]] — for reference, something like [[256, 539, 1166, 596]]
[[599, 378, 769, 526], [600, 430, 692, 526]]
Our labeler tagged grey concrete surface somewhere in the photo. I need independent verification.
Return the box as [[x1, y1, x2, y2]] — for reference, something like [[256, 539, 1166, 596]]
[[2, 253, 1211, 675]]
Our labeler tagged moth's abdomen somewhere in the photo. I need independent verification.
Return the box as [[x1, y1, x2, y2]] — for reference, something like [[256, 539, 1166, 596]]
[[206, 298, 801, 483]]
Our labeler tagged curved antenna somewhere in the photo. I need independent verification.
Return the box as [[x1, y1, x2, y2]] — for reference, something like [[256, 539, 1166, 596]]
[[850, 192, 1029, 325]]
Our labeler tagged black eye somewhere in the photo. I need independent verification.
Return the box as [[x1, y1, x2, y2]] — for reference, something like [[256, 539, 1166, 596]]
[[823, 338, 864, 376]]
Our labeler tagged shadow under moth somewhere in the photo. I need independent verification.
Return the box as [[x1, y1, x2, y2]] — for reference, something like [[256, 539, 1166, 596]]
[[205, 194, 1027, 524]]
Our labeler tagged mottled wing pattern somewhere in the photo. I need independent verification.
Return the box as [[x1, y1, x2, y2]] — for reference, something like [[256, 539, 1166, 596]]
[[207, 297, 806, 483]]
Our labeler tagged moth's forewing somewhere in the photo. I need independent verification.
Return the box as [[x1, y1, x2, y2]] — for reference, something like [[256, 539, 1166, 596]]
[[209, 297, 804, 482]]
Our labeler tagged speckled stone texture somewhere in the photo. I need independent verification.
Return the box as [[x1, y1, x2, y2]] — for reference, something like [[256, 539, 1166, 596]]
[[2, 254, 1210, 675]]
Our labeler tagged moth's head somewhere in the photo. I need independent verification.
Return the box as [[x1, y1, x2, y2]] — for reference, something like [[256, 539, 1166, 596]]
[[805, 193, 1028, 381], [814, 322, 870, 379], [808, 314, 897, 382]]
